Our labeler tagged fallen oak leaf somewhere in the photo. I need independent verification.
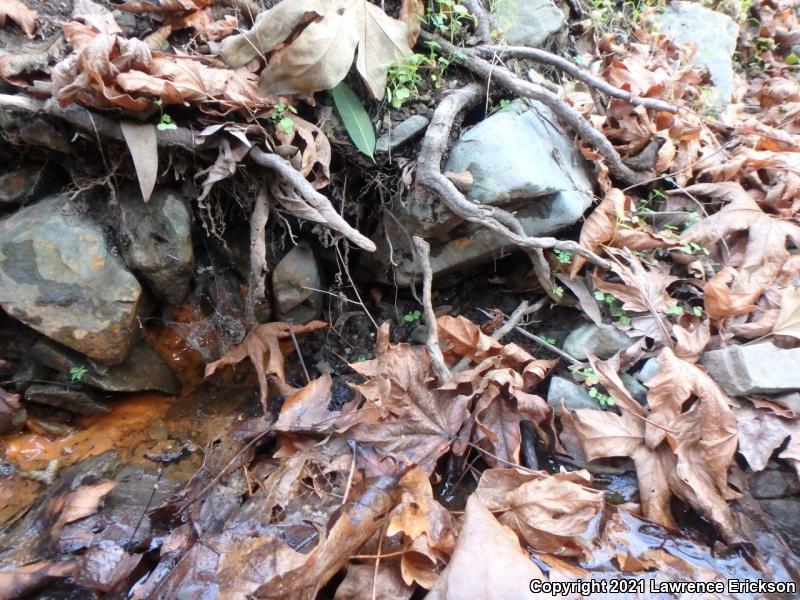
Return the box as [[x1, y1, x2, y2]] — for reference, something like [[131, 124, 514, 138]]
[[0, 0, 37, 38], [204, 320, 328, 411]]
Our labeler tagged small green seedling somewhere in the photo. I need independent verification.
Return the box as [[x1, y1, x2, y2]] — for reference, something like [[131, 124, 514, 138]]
[[69, 366, 88, 382], [403, 309, 422, 323], [594, 291, 631, 326], [153, 98, 177, 131], [589, 386, 615, 407], [677, 241, 709, 256], [271, 102, 298, 135], [553, 249, 574, 265], [386, 53, 433, 109]]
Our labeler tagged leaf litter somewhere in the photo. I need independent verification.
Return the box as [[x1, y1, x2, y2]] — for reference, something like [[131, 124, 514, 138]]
[[1, 0, 800, 596]]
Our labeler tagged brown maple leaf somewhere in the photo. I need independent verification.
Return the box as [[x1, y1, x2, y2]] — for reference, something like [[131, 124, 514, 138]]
[[204, 320, 328, 410], [0, 0, 37, 38]]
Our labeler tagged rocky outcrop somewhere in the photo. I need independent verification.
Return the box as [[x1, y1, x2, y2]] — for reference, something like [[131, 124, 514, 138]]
[[117, 187, 194, 305], [0, 195, 142, 364]]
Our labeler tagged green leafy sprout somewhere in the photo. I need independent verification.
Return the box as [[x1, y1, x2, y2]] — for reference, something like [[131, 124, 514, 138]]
[[271, 102, 298, 135], [69, 365, 88, 382], [554, 249, 574, 265], [403, 309, 422, 323], [153, 98, 177, 131], [424, 0, 477, 43], [593, 291, 631, 326], [386, 53, 434, 109], [569, 366, 615, 407]]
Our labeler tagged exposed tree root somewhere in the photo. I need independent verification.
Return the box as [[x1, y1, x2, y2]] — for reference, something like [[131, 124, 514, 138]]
[[412, 236, 452, 383], [0, 94, 376, 253], [415, 83, 613, 276], [475, 45, 678, 114], [421, 33, 651, 186]]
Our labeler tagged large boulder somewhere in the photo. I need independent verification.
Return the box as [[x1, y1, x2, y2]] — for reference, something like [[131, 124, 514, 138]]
[[656, 2, 738, 107], [490, 0, 564, 47], [117, 187, 194, 305], [0, 195, 142, 364], [366, 100, 594, 285]]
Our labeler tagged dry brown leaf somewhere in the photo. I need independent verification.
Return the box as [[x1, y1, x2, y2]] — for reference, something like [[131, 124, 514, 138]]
[[476, 468, 604, 558], [0, 560, 80, 600], [0, 0, 37, 38], [585, 352, 645, 418], [399, 0, 424, 46], [220, 0, 413, 98], [773, 286, 800, 340], [682, 183, 800, 303], [569, 188, 624, 277], [274, 374, 338, 432], [387, 467, 456, 587], [343, 323, 471, 473], [120, 121, 158, 202], [565, 408, 677, 529], [672, 317, 710, 362], [204, 320, 328, 410], [426, 495, 544, 600], [703, 267, 759, 319], [734, 404, 794, 472]]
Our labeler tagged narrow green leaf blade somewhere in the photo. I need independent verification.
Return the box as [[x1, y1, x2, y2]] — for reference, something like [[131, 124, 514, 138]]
[[331, 82, 375, 159]]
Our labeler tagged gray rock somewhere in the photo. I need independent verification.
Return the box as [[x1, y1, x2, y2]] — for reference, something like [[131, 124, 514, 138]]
[[272, 243, 322, 324], [0, 195, 143, 365], [24, 384, 108, 416], [620, 373, 647, 405], [636, 357, 660, 384], [118, 187, 194, 305], [547, 376, 599, 415], [0, 165, 57, 205], [701, 343, 800, 396], [656, 2, 738, 107], [490, 0, 564, 47], [366, 100, 595, 285], [31, 338, 180, 395], [758, 498, 800, 553], [563, 323, 635, 361], [376, 115, 429, 154], [772, 392, 800, 415], [751, 470, 800, 500]]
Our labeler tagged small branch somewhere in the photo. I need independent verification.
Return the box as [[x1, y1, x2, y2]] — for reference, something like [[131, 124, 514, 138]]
[[421, 33, 648, 186], [250, 149, 377, 252], [415, 83, 613, 270], [245, 186, 270, 324], [462, 0, 491, 44], [412, 236, 452, 383], [476, 45, 678, 114]]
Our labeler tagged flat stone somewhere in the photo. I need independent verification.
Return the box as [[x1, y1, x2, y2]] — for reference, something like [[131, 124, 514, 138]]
[[620, 373, 647, 405], [547, 376, 598, 415], [376, 115, 429, 154], [636, 357, 660, 384], [272, 243, 322, 324], [751, 470, 800, 500], [0, 195, 142, 364], [563, 323, 635, 361], [31, 338, 180, 395], [701, 343, 800, 396], [490, 0, 564, 47], [117, 187, 194, 305], [758, 498, 800, 553], [24, 384, 108, 416], [656, 2, 738, 107]]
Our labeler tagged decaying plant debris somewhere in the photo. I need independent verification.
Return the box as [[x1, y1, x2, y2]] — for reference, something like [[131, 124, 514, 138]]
[[1, 0, 800, 597]]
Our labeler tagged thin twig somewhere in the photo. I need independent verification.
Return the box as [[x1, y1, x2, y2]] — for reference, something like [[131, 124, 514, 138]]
[[287, 322, 311, 385], [476, 45, 678, 113], [335, 244, 379, 331], [476, 307, 580, 365], [412, 236, 452, 383]]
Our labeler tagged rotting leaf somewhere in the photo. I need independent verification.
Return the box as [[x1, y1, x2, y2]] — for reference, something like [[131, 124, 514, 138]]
[[773, 286, 800, 340], [0, 387, 25, 434], [220, 0, 413, 98]]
